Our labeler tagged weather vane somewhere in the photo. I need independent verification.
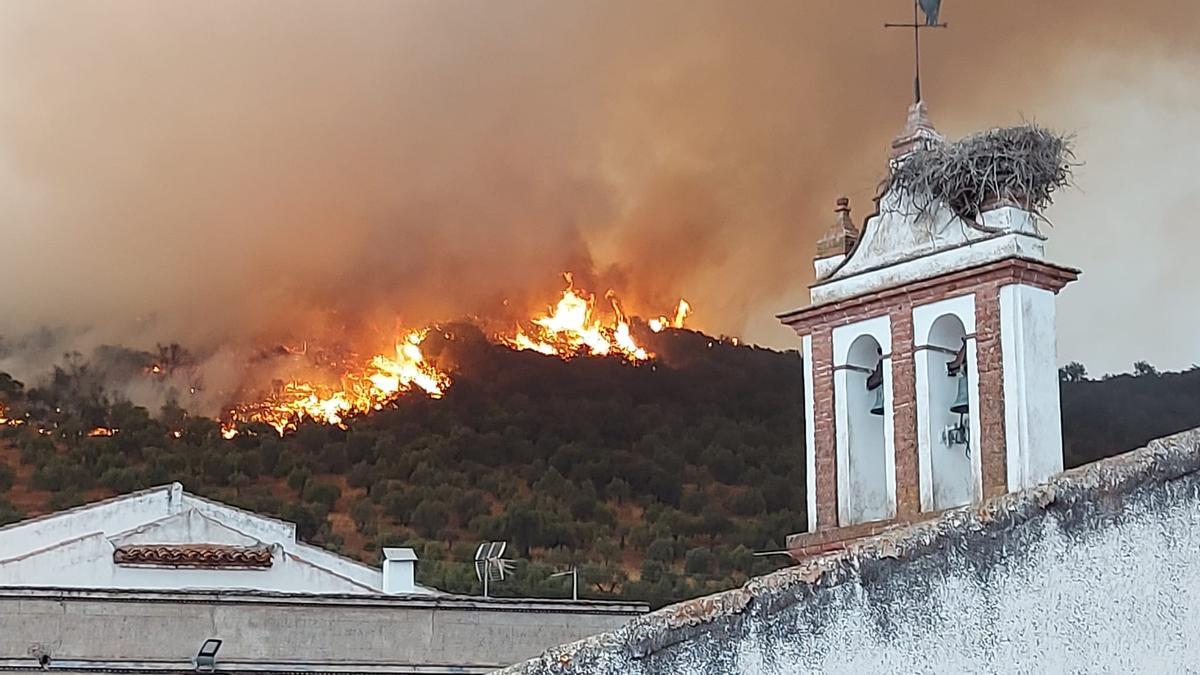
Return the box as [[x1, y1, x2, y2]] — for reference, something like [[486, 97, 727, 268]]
[[884, 0, 947, 104]]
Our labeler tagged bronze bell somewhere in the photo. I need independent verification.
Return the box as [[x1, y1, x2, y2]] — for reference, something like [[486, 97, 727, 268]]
[[949, 370, 969, 415], [869, 385, 885, 416], [946, 340, 969, 415], [866, 358, 884, 416]]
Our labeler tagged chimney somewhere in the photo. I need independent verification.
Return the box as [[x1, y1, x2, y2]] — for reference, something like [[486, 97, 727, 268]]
[[382, 548, 418, 594]]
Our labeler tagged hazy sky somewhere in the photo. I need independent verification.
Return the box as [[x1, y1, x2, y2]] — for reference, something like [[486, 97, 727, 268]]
[[1, 0, 1196, 378]]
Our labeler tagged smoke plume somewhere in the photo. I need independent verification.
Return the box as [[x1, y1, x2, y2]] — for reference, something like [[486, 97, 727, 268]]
[[0, 0, 1195, 409]]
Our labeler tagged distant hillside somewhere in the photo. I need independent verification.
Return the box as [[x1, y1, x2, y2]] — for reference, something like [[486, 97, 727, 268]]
[[0, 328, 1197, 608]]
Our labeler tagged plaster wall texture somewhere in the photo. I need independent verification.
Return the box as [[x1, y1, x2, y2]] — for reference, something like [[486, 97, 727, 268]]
[[805, 192, 1047, 308], [0, 483, 392, 595], [0, 589, 644, 673], [1000, 284, 1066, 491], [503, 428, 1200, 675], [801, 334, 818, 534], [813, 255, 844, 281]]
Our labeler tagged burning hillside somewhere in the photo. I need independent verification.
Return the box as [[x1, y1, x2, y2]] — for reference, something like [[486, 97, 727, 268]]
[[218, 275, 690, 435]]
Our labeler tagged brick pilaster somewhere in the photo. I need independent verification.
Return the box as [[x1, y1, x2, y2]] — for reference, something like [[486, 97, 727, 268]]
[[974, 284, 1008, 498], [888, 299, 921, 518], [810, 326, 838, 530]]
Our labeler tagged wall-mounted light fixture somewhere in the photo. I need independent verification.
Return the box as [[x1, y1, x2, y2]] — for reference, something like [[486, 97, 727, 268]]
[[194, 639, 222, 673]]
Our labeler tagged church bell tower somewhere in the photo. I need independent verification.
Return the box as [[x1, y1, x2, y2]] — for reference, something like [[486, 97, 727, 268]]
[[779, 105, 1079, 556]]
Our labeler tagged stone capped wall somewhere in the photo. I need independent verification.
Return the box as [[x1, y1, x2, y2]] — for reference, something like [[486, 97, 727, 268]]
[[502, 428, 1200, 675]]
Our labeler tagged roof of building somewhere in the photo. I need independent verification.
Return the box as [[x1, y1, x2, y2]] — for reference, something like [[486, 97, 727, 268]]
[[0, 482, 427, 595], [498, 427, 1200, 673]]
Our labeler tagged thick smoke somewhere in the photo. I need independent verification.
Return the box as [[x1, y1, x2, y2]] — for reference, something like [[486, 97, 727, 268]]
[[0, 0, 1195, 411]]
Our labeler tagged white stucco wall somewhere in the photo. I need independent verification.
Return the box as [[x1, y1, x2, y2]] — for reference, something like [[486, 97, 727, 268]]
[[811, 231, 1047, 306], [1000, 284, 1065, 491], [813, 254, 845, 281], [0, 484, 398, 595], [802, 192, 1048, 307], [504, 430, 1200, 675], [801, 334, 817, 534], [0, 534, 373, 593], [0, 484, 182, 561]]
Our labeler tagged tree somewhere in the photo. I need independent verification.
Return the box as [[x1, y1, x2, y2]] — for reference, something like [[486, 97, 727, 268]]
[[281, 503, 324, 540], [349, 498, 375, 532], [605, 477, 632, 504], [286, 466, 312, 492], [453, 490, 489, 524], [640, 560, 666, 585], [645, 538, 675, 563], [0, 497, 23, 526], [410, 500, 450, 538], [1059, 362, 1088, 383], [1133, 361, 1160, 377], [533, 467, 569, 501], [730, 488, 767, 517], [499, 501, 545, 558], [684, 547, 716, 575], [303, 481, 342, 511]]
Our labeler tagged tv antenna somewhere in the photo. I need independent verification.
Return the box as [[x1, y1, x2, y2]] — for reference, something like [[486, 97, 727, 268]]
[[473, 541, 514, 598], [550, 567, 579, 601], [884, 1, 948, 104]]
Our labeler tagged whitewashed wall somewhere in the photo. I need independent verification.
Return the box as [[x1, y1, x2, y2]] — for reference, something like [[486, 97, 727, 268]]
[[504, 429, 1200, 675]]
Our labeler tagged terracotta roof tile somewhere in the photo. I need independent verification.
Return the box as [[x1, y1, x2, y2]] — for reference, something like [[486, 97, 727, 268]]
[[113, 544, 273, 568]]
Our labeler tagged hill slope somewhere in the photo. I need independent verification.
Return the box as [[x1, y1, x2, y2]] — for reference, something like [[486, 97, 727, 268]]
[[0, 327, 1197, 607]]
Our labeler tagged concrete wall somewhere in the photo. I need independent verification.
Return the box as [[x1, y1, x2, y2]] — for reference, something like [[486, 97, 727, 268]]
[[0, 589, 644, 673], [503, 428, 1200, 675]]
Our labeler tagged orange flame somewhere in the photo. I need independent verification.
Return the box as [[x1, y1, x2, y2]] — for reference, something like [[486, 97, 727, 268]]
[[501, 273, 676, 362], [218, 275, 691, 437], [223, 330, 449, 435], [649, 298, 691, 333]]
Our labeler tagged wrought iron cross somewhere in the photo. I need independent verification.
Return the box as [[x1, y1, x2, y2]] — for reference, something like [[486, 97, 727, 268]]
[[884, 2, 948, 104]]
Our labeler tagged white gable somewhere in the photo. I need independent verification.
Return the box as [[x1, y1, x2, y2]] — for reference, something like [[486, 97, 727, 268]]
[[108, 509, 262, 547], [811, 189, 1048, 306], [0, 483, 433, 596]]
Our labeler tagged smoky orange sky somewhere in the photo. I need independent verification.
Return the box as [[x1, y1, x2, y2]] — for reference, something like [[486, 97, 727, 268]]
[[1, 0, 1197, 380]]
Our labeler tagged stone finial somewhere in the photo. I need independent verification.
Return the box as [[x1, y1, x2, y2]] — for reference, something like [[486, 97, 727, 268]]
[[816, 197, 859, 258], [890, 99, 945, 159]]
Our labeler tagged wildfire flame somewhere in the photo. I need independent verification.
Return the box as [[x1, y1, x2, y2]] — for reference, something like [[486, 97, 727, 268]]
[[649, 299, 692, 334], [222, 330, 449, 435], [218, 274, 691, 437], [503, 273, 685, 362]]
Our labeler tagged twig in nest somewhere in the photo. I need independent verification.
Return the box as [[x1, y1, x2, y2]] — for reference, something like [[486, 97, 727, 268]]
[[884, 124, 1076, 224]]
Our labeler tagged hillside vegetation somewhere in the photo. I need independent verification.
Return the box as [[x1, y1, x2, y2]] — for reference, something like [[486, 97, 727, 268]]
[[0, 329, 1196, 608]]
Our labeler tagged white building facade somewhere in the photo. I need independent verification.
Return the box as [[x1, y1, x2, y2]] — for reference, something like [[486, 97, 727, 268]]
[[0, 484, 646, 673], [0, 482, 422, 594]]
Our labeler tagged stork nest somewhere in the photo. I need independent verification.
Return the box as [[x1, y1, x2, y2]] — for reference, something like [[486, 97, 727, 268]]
[[884, 124, 1076, 223]]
